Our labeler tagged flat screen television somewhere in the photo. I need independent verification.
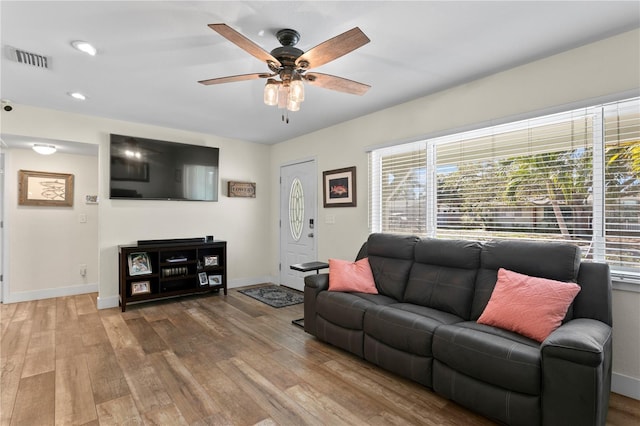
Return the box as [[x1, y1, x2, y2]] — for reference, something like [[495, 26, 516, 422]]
[[109, 134, 219, 201]]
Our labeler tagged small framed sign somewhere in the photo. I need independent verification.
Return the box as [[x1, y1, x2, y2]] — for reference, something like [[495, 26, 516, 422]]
[[228, 181, 256, 198]]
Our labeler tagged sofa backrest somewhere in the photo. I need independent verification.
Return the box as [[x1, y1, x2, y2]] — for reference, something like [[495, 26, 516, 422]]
[[403, 239, 482, 320], [367, 233, 419, 300], [470, 239, 581, 320]]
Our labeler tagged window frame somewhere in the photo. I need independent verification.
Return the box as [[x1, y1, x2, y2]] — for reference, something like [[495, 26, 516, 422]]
[[369, 97, 640, 288]]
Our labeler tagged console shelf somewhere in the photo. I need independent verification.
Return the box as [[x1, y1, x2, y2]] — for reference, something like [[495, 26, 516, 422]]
[[118, 240, 227, 311]]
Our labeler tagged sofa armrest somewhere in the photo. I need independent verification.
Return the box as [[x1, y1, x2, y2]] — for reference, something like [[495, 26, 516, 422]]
[[304, 273, 329, 291], [541, 318, 612, 426], [303, 273, 329, 334]]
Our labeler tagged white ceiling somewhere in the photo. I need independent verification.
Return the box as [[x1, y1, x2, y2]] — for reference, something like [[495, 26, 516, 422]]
[[1, 1, 639, 147]]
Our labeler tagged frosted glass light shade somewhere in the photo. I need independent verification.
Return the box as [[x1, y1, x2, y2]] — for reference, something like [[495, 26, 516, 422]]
[[33, 144, 57, 155]]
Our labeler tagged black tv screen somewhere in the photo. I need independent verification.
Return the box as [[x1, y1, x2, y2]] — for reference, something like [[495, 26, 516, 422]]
[[109, 134, 219, 201]]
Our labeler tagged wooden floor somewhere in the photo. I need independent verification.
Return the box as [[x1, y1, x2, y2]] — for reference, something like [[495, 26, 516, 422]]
[[1, 287, 638, 426]]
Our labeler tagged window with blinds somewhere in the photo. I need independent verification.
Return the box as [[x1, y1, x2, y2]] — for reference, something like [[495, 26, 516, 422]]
[[369, 97, 640, 278]]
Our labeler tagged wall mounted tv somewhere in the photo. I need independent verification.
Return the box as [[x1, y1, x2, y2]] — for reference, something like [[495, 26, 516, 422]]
[[109, 134, 219, 201]]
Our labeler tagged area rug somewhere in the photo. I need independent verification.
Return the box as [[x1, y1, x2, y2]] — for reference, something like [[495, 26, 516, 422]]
[[238, 285, 304, 308]]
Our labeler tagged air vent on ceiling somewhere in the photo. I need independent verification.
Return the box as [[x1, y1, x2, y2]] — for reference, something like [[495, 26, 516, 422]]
[[5, 45, 51, 69]]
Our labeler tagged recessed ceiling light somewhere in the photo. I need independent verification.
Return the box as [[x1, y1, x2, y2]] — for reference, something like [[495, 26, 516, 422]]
[[68, 92, 86, 100], [71, 40, 97, 56]]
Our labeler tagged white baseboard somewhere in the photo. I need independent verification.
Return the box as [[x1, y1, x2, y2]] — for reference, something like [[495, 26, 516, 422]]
[[612, 372, 640, 400], [3, 282, 98, 304], [97, 294, 119, 310]]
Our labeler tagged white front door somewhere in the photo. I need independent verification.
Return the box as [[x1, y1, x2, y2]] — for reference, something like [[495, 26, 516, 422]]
[[280, 159, 317, 291]]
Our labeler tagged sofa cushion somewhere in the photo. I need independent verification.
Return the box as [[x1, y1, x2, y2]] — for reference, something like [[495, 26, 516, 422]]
[[477, 268, 581, 342], [328, 258, 378, 294], [403, 239, 481, 319], [364, 303, 462, 357], [471, 239, 581, 319], [433, 321, 541, 395], [367, 233, 419, 300], [316, 291, 395, 330]]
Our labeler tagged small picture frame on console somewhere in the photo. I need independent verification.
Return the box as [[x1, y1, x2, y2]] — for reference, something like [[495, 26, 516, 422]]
[[198, 272, 208, 287], [203, 255, 219, 267], [209, 275, 222, 286], [128, 252, 152, 276], [131, 281, 151, 296]]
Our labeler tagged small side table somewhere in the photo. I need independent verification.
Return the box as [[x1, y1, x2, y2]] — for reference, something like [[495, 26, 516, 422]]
[[290, 261, 329, 328]]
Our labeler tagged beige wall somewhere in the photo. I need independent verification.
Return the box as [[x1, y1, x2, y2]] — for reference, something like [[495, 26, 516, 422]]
[[2, 105, 273, 308], [269, 29, 640, 397], [4, 148, 99, 301]]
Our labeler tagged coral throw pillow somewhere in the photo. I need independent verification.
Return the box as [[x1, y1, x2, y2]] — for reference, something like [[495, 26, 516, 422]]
[[328, 258, 378, 294], [477, 268, 580, 342]]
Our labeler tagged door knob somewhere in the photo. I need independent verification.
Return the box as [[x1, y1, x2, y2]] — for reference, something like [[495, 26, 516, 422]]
[[308, 232, 314, 238]]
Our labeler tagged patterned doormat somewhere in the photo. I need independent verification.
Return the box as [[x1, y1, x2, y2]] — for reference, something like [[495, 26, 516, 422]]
[[238, 285, 304, 308]]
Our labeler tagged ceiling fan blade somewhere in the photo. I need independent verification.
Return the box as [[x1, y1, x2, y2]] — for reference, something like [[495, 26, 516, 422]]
[[296, 27, 370, 70], [209, 23, 281, 67], [198, 73, 269, 85], [304, 73, 370, 95]]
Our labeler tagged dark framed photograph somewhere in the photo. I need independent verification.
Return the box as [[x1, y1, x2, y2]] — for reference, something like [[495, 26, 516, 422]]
[[209, 275, 222, 286], [198, 272, 208, 286], [18, 169, 74, 207], [131, 281, 151, 295], [323, 166, 357, 207], [203, 255, 219, 267], [128, 252, 152, 276]]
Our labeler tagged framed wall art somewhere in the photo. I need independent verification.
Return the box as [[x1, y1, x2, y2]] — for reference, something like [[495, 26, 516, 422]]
[[323, 166, 356, 208], [18, 170, 74, 207]]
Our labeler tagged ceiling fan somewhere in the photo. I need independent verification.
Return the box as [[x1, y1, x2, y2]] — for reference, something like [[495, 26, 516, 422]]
[[198, 24, 371, 121]]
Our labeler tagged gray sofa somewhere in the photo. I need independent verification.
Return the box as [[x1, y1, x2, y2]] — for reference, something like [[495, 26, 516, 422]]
[[304, 233, 612, 426]]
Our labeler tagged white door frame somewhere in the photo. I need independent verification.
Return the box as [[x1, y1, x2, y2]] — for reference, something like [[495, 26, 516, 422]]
[[279, 157, 317, 291]]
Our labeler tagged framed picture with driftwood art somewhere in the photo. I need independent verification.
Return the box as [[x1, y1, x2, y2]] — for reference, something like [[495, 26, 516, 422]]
[[18, 170, 74, 207], [209, 275, 222, 286], [131, 281, 151, 295], [323, 166, 356, 207]]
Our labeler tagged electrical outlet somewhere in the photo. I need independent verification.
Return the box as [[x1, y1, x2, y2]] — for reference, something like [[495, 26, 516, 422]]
[[79, 264, 87, 276]]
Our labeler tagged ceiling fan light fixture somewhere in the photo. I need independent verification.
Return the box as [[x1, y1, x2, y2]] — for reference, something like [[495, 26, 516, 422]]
[[33, 144, 57, 155], [287, 98, 301, 112], [277, 85, 289, 109], [289, 77, 305, 103], [264, 78, 280, 106]]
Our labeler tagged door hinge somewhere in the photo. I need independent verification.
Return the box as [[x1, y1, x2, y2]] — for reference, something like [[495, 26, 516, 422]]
[[279, 263, 281, 271]]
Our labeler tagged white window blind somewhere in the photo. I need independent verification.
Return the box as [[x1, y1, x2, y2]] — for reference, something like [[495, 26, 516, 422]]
[[369, 142, 426, 235], [603, 99, 640, 272], [370, 97, 640, 277]]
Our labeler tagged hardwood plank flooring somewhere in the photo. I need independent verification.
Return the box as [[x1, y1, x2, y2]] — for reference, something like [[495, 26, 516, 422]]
[[1, 288, 638, 425]]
